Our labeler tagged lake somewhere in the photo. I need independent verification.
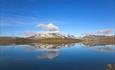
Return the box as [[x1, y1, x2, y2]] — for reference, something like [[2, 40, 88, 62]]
[[0, 43, 115, 70]]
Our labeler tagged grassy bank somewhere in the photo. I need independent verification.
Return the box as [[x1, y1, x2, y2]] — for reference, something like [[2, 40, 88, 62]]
[[33, 38, 81, 44], [0, 37, 81, 44], [82, 36, 115, 46], [0, 37, 33, 44], [0, 36, 114, 45]]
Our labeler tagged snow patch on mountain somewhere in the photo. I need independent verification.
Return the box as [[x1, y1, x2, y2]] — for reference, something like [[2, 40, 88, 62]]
[[28, 31, 76, 39]]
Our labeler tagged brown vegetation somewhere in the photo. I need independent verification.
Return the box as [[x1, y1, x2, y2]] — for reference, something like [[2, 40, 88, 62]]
[[82, 36, 115, 46], [0, 37, 33, 45], [33, 38, 81, 44], [0, 37, 81, 45], [0, 35, 114, 45]]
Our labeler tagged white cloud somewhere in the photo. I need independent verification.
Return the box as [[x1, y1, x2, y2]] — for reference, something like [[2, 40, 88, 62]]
[[37, 22, 59, 31], [96, 29, 115, 35], [82, 29, 115, 36]]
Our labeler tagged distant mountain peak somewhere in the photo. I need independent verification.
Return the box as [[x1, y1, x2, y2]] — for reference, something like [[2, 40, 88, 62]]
[[28, 31, 76, 39]]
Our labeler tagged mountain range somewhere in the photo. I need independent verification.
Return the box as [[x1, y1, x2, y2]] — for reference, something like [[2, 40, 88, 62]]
[[28, 31, 76, 39]]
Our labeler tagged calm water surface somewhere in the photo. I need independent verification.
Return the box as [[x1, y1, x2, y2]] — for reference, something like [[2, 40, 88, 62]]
[[0, 43, 115, 70]]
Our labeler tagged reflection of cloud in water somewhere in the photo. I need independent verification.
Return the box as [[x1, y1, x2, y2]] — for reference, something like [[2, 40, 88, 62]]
[[37, 50, 59, 60], [27, 43, 76, 60]]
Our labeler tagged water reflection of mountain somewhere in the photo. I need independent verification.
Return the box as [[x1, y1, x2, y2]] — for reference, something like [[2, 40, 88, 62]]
[[0, 42, 114, 60], [24, 43, 115, 60], [81, 42, 115, 52], [82, 44, 115, 52], [28, 43, 75, 49], [27, 42, 115, 51], [27, 43, 76, 60], [82, 42, 115, 47]]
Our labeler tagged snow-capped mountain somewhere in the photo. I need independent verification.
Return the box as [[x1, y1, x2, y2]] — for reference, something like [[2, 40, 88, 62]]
[[28, 31, 76, 39]]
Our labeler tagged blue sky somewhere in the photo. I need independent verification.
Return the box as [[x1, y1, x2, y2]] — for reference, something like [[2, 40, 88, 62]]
[[0, 0, 115, 36]]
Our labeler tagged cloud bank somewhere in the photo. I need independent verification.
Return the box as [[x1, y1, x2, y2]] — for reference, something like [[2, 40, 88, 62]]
[[96, 29, 115, 35], [82, 29, 115, 36], [37, 22, 59, 31]]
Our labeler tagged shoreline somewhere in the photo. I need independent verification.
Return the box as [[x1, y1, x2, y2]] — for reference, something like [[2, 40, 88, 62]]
[[0, 36, 115, 45]]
